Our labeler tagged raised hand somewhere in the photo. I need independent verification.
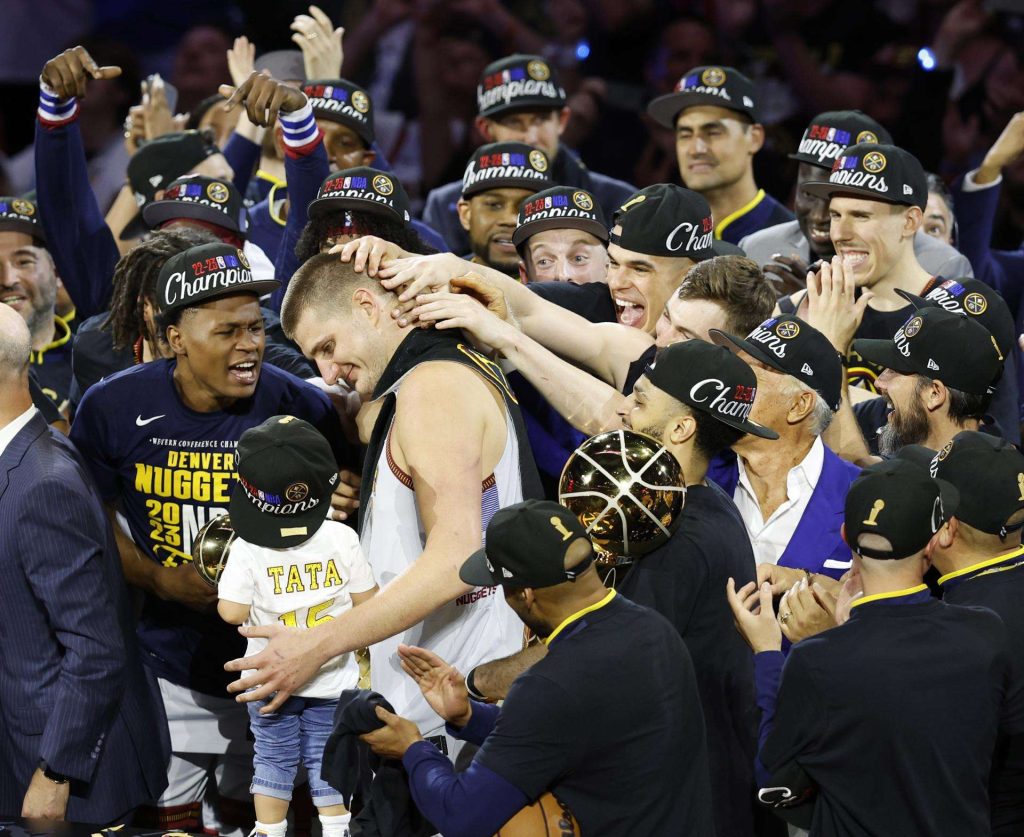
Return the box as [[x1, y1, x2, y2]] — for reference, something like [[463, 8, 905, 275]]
[[804, 256, 873, 354], [292, 5, 345, 79], [227, 36, 257, 89], [41, 46, 122, 100], [219, 71, 308, 128]]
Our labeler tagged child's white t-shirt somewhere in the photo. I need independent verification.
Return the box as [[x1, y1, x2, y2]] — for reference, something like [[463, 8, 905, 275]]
[[217, 520, 377, 699]]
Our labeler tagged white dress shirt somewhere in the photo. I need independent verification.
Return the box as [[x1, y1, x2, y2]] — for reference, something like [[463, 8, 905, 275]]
[[0, 406, 38, 458], [733, 436, 825, 566]]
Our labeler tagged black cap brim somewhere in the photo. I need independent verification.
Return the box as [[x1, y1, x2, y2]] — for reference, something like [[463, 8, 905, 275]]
[[893, 444, 937, 470], [850, 337, 918, 375], [459, 546, 502, 587], [144, 200, 244, 234], [786, 151, 834, 169], [228, 481, 331, 549], [119, 211, 149, 241], [307, 195, 404, 224], [512, 215, 609, 248], [480, 99, 566, 120], [0, 219, 45, 242], [647, 92, 753, 129]]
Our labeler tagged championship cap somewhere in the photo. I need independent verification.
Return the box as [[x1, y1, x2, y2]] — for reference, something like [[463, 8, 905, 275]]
[[895, 278, 1015, 359], [255, 50, 306, 83], [610, 184, 714, 261], [476, 54, 567, 119], [802, 142, 927, 210], [845, 459, 958, 560], [647, 65, 758, 128], [230, 415, 339, 548], [460, 499, 593, 588], [790, 110, 892, 170], [308, 167, 411, 224], [156, 241, 279, 314], [0, 196, 44, 243], [461, 142, 552, 199], [852, 307, 1003, 397], [930, 431, 1024, 538], [643, 340, 779, 439], [123, 130, 222, 240], [143, 175, 248, 235], [512, 185, 608, 248], [710, 316, 844, 411], [302, 79, 374, 145]]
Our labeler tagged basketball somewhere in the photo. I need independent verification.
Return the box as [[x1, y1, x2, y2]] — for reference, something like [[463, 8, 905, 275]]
[[495, 792, 581, 836], [559, 428, 686, 561], [191, 513, 236, 587]]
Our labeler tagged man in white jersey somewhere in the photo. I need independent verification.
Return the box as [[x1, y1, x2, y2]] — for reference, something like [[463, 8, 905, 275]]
[[224, 252, 542, 759]]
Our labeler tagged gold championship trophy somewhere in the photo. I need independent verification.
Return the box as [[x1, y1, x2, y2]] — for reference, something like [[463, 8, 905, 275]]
[[559, 428, 686, 587], [192, 513, 236, 586]]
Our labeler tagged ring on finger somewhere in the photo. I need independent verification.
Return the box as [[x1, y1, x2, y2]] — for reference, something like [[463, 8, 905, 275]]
[[306, 32, 319, 39], [779, 611, 792, 624]]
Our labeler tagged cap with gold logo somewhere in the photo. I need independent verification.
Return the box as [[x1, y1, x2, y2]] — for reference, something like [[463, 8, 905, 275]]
[[143, 174, 248, 235], [477, 54, 567, 119], [647, 65, 758, 128], [789, 110, 893, 170], [513, 185, 608, 248], [0, 196, 45, 243], [302, 78, 375, 145], [308, 166, 412, 224]]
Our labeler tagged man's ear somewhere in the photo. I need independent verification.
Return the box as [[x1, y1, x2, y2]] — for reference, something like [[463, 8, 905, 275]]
[[557, 106, 571, 136], [788, 387, 816, 425], [475, 115, 495, 143], [457, 198, 473, 232], [840, 522, 848, 546], [924, 379, 948, 414], [747, 122, 765, 155], [667, 413, 697, 446], [165, 322, 186, 356], [903, 206, 923, 237], [352, 287, 381, 327], [518, 260, 529, 284]]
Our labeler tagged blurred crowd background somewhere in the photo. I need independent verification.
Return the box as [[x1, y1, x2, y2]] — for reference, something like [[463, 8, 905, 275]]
[[1, 0, 1022, 241]]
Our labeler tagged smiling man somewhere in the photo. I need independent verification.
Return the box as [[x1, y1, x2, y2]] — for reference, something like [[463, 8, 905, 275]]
[[647, 65, 793, 245], [69, 241, 352, 833], [458, 141, 552, 276]]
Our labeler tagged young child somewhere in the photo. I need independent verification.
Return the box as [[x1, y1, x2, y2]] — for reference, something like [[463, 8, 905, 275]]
[[217, 415, 378, 837]]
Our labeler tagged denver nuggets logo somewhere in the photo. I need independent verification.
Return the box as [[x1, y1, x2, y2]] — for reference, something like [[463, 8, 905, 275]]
[[573, 191, 594, 211], [206, 182, 230, 203], [856, 130, 879, 144], [529, 150, 548, 172], [903, 316, 923, 338], [863, 151, 887, 173], [701, 67, 726, 87], [372, 175, 394, 196], [527, 60, 550, 81], [237, 248, 250, 269], [11, 199, 34, 216], [285, 482, 309, 502], [964, 292, 987, 315], [352, 90, 370, 113], [776, 321, 800, 339]]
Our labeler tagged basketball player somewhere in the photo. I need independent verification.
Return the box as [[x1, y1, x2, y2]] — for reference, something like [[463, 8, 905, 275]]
[[225, 253, 541, 762], [70, 241, 352, 832]]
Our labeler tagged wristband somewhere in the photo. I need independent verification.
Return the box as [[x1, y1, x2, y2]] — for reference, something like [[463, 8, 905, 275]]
[[465, 667, 487, 702], [38, 79, 78, 125]]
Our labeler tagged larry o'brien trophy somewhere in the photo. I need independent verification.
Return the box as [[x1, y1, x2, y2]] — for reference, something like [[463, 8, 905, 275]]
[[559, 428, 686, 586], [192, 513, 236, 587]]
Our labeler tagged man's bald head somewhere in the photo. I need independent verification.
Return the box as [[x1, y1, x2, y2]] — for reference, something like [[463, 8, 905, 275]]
[[0, 303, 31, 379]]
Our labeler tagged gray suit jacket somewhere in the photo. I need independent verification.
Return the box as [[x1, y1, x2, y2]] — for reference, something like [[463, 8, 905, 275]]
[[739, 220, 974, 279]]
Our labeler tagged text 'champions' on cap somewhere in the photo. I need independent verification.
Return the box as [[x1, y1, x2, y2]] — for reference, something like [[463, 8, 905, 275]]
[[610, 184, 715, 261], [303, 78, 375, 145], [801, 142, 927, 210], [156, 241, 279, 314], [461, 142, 552, 199], [308, 167, 412, 224], [789, 110, 893, 170], [513, 185, 608, 248], [476, 54, 567, 119]]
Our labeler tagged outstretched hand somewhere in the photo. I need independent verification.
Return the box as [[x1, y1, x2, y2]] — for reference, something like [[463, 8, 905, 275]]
[[398, 644, 472, 727], [224, 622, 326, 713], [219, 71, 308, 127], [42, 46, 121, 100]]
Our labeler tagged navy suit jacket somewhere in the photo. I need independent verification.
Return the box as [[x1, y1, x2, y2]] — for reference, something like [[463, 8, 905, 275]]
[[0, 412, 168, 822]]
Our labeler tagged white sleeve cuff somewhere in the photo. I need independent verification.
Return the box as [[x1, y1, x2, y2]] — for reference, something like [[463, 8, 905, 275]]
[[961, 169, 1002, 192]]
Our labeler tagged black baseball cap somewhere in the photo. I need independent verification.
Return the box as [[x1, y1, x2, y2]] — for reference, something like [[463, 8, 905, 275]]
[[302, 79, 375, 145], [477, 54, 567, 119], [123, 131, 222, 240], [255, 50, 306, 83], [852, 307, 1003, 396], [143, 175, 249, 235], [647, 65, 758, 128], [610, 184, 715, 261], [156, 241, 279, 314], [802, 142, 927, 210], [460, 500, 593, 588], [710, 316, 844, 411], [512, 185, 608, 249], [230, 415, 339, 548], [308, 167, 411, 224], [790, 110, 892, 170], [0, 196, 44, 243], [461, 142, 552, 199], [845, 459, 958, 560], [931, 431, 1024, 538], [643, 340, 778, 439], [896, 278, 1015, 359]]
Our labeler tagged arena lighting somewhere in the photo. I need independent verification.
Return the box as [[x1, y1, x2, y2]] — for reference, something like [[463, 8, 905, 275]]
[[575, 39, 591, 60], [917, 47, 937, 71]]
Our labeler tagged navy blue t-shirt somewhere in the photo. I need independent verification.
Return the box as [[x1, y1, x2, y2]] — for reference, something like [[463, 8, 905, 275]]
[[70, 359, 350, 695]]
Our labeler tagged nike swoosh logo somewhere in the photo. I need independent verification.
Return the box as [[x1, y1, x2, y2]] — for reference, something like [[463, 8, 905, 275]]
[[136, 414, 165, 427]]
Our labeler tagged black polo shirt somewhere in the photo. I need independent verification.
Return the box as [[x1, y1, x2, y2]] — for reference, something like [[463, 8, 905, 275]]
[[476, 591, 714, 835], [762, 589, 1024, 837], [618, 481, 758, 837], [941, 546, 1024, 837]]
